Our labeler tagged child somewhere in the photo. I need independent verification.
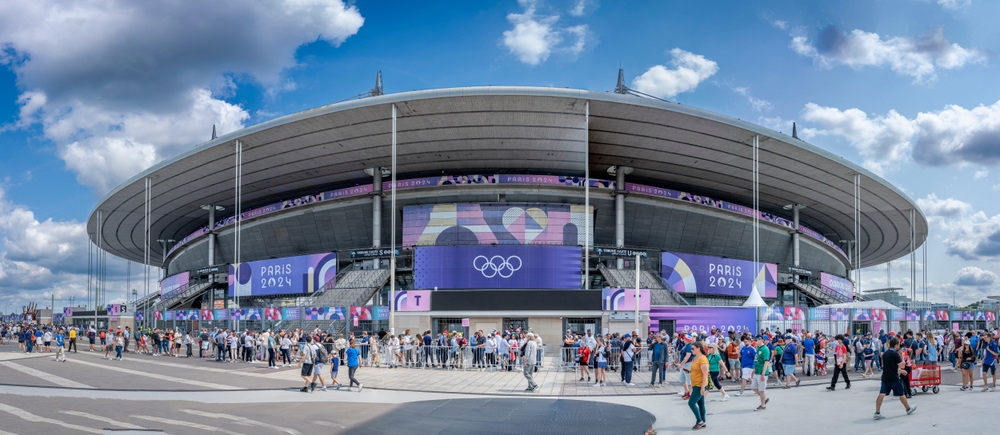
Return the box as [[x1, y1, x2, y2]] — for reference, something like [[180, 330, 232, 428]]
[[816, 349, 826, 376], [863, 341, 875, 378], [330, 352, 343, 390], [55, 330, 66, 362]]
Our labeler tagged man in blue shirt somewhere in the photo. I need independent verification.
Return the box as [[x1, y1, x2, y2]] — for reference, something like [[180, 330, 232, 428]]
[[738, 337, 756, 396], [782, 338, 800, 388], [981, 334, 998, 392], [802, 334, 815, 376]]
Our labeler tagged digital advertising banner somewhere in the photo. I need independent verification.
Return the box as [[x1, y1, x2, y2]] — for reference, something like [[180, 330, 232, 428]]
[[160, 272, 190, 299], [303, 307, 345, 321], [403, 203, 593, 247], [820, 272, 855, 301], [281, 307, 301, 321], [660, 252, 777, 298], [923, 310, 950, 321], [649, 306, 757, 335], [601, 289, 651, 311], [413, 245, 581, 289], [63, 307, 73, 317], [135, 312, 144, 322], [229, 252, 337, 297], [350, 306, 373, 320], [393, 290, 431, 312], [762, 306, 806, 321]]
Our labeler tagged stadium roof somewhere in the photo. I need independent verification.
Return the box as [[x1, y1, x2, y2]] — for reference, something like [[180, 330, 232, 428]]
[[88, 86, 927, 268]]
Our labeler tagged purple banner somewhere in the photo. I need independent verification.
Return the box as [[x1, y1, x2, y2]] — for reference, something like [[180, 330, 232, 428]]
[[160, 272, 190, 299], [304, 307, 345, 321], [763, 306, 806, 321], [601, 289, 651, 311], [661, 252, 777, 298], [820, 272, 854, 301], [63, 307, 73, 317], [229, 252, 337, 297], [393, 290, 431, 312], [403, 203, 593, 247], [853, 309, 871, 320], [281, 307, 301, 321], [649, 306, 757, 335], [135, 312, 144, 322], [830, 308, 850, 321], [923, 310, 949, 321], [214, 309, 229, 321], [414, 245, 581, 289]]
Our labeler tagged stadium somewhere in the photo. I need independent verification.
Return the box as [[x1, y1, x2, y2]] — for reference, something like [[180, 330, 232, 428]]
[[84, 83, 933, 347]]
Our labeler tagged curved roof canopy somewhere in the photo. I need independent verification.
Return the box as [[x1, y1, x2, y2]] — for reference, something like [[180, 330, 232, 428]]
[[88, 86, 927, 269]]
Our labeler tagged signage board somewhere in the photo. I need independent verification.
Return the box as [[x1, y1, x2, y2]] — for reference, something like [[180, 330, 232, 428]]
[[229, 252, 337, 297], [414, 245, 581, 289], [661, 252, 777, 298]]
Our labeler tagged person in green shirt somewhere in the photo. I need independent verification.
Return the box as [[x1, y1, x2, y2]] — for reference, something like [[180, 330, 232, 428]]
[[751, 336, 771, 411], [772, 341, 785, 384], [706, 343, 730, 401]]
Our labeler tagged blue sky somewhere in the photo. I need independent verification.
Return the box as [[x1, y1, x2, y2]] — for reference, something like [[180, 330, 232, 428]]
[[0, 0, 999, 311]]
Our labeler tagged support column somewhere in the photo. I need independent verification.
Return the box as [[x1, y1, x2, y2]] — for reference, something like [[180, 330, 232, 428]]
[[613, 166, 632, 269], [372, 168, 383, 249], [208, 206, 216, 266]]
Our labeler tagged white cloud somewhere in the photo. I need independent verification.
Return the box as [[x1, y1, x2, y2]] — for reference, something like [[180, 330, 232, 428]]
[[791, 27, 985, 83], [632, 49, 718, 99], [733, 87, 773, 112], [917, 193, 972, 218], [501, 0, 590, 65], [0, 0, 364, 194], [800, 103, 916, 174], [954, 266, 998, 287], [937, 0, 971, 10], [975, 169, 989, 179], [772, 20, 788, 30], [569, 0, 591, 16]]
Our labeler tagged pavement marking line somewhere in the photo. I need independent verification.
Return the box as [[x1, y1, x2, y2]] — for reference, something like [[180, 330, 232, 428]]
[[180, 409, 301, 434], [0, 403, 104, 434], [68, 359, 242, 390], [59, 410, 146, 429], [133, 415, 245, 435], [74, 351, 287, 380], [0, 361, 94, 389], [312, 421, 346, 429]]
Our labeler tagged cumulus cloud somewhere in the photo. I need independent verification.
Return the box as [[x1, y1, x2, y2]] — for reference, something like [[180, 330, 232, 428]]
[[954, 266, 998, 287], [0, 0, 364, 194], [733, 87, 773, 112], [917, 193, 972, 218], [912, 101, 1000, 166], [791, 27, 985, 83], [771, 20, 788, 30], [801, 103, 916, 174], [632, 49, 718, 99], [502, 0, 590, 65], [975, 169, 989, 179], [802, 99, 1000, 171], [569, 0, 593, 16]]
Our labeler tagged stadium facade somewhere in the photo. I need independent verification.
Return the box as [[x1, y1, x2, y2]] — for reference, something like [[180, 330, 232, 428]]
[[87, 86, 929, 346]]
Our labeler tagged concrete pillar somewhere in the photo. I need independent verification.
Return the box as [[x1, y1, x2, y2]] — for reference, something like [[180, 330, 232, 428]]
[[614, 166, 631, 269], [792, 205, 800, 267], [207, 206, 216, 266], [372, 168, 383, 249]]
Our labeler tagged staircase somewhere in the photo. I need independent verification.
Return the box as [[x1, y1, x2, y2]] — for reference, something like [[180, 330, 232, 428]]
[[299, 268, 392, 333], [598, 263, 687, 305], [133, 292, 160, 312], [154, 281, 215, 311], [791, 281, 851, 305]]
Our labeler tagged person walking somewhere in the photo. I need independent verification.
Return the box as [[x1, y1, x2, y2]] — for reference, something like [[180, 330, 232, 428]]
[[751, 336, 770, 411], [802, 333, 815, 376], [55, 329, 67, 362], [621, 333, 636, 386], [737, 336, 755, 397], [346, 339, 362, 392], [706, 343, 730, 401], [781, 336, 801, 389], [688, 341, 709, 430], [982, 333, 998, 392], [297, 335, 316, 393], [68, 327, 77, 353], [827, 334, 851, 391], [522, 333, 539, 392], [874, 337, 916, 419], [959, 341, 976, 390]]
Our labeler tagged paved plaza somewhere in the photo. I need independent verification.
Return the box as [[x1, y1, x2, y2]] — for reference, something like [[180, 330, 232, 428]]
[[0, 343, 986, 434]]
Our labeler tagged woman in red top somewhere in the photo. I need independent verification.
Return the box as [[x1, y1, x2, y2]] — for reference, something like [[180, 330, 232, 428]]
[[578, 345, 591, 382]]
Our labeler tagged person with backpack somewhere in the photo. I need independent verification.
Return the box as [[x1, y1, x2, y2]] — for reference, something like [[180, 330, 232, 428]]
[[297, 335, 317, 393], [310, 337, 329, 392], [621, 333, 636, 386]]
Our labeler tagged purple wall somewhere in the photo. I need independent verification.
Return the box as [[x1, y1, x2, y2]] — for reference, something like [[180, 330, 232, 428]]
[[661, 252, 777, 298], [649, 306, 757, 335], [413, 245, 581, 289]]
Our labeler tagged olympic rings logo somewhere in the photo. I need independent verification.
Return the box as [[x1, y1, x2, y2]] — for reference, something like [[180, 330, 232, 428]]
[[473, 255, 522, 278]]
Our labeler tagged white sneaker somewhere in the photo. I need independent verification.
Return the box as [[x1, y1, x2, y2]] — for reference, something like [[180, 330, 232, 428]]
[[735, 391, 744, 396], [592, 383, 600, 387], [358, 384, 363, 393], [722, 394, 730, 402], [626, 382, 636, 386]]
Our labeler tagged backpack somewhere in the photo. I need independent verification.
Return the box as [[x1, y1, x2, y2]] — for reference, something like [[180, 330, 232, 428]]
[[315, 344, 330, 365]]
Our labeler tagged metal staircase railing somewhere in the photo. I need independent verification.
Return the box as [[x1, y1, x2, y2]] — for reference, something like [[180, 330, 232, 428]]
[[154, 281, 214, 311], [597, 263, 688, 305], [792, 281, 851, 305]]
